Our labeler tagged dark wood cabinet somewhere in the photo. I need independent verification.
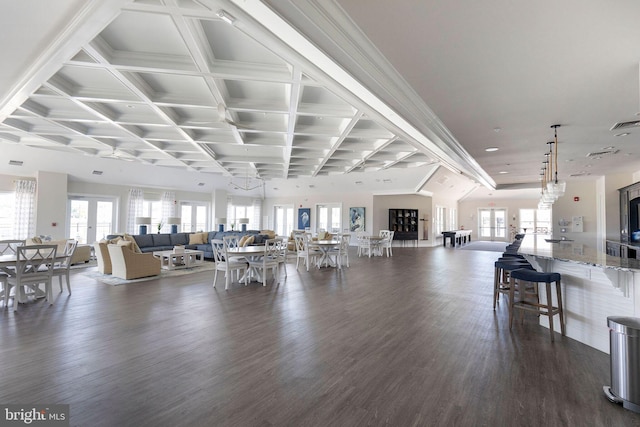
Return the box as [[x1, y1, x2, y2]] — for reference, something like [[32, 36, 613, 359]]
[[389, 209, 418, 241]]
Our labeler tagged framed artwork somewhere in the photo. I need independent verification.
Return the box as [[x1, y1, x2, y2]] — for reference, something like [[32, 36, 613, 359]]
[[298, 208, 311, 230], [349, 207, 365, 232]]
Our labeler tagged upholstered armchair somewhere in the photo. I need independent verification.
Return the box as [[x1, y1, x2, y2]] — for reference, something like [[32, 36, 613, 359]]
[[94, 241, 112, 274], [107, 244, 161, 280]]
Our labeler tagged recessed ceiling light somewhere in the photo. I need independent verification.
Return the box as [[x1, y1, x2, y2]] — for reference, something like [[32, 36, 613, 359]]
[[197, 182, 205, 186], [8, 160, 23, 166], [493, 127, 501, 132], [355, 181, 363, 185], [615, 133, 630, 137], [602, 146, 615, 150], [383, 179, 392, 183], [272, 187, 279, 191], [498, 171, 508, 174], [92, 170, 103, 175], [485, 147, 499, 152]]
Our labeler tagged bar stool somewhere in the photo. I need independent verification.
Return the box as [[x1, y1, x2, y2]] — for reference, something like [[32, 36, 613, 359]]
[[509, 269, 565, 341], [493, 259, 534, 310]]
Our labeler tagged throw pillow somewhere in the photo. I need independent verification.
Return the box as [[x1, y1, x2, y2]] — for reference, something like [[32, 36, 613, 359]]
[[260, 230, 276, 239], [123, 233, 142, 253], [189, 233, 204, 245], [117, 239, 133, 249], [200, 231, 210, 243], [31, 236, 42, 244], [242, 235, 255, 247], [238, 235, 249, 247]]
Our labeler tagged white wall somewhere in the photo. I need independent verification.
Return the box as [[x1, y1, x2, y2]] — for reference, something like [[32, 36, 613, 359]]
[[36, 171, 68, 239]]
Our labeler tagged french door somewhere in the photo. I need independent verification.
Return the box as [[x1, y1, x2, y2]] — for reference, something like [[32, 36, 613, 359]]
[[478, 208, 507, 241], [68, 196, 117, 243]]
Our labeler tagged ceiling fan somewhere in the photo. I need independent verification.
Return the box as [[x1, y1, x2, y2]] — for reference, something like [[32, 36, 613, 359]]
[[101, 147, 135, 161], [186, 103, 253, 129]]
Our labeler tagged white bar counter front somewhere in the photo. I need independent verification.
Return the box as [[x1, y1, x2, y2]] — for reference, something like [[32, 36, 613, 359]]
[[518, 234, 640, 353]]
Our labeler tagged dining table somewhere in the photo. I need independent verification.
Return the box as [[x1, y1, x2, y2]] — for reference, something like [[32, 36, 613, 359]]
[[226, 245, 266, 282], [0, 252, 66, 304], [310, 239, 341, 268]]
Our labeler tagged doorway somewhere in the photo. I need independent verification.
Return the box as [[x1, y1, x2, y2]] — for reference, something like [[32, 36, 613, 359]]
[[68, 197, 117, 244], [478, 208, 508, 241]]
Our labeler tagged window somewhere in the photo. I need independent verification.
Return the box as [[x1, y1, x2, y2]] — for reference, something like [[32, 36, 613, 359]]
[[68, 197, 116, 243], [227, 198, 261, 231], [435, 206, 446, 234], [142, 200, 163, 232], [274, 205, 294, 236], [519, 208, 551, 234], [316, 203, 341, 232], [180, 202, 208, 232], [449, 208, 457, 230], [0, 192, 14, 239]]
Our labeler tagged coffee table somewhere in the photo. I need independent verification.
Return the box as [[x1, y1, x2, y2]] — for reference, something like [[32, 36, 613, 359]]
[[153, 249, 204, 270]]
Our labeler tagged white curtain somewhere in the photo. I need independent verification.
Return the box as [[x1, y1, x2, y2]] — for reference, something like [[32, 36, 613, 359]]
[[14, 179, 36, 239], [161, 191, 176, 233], [127, 188, 144, 234], [252, 199, 262, 230], [226, 196, 234, 231]]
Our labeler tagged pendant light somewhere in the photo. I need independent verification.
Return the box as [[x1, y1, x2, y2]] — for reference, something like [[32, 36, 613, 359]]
[[546, 124, 566, 198]]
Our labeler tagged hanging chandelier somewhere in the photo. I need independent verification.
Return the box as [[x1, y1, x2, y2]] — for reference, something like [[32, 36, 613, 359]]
[[538, 125, 567, 209], [538, 124, 566, 209], [546, 124, 566, 198], [229, 166, 263, 191]]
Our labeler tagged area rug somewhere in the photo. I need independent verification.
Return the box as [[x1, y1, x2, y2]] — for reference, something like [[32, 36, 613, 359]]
[[81, 262, 216, 286], [456, 240, 508, 252]]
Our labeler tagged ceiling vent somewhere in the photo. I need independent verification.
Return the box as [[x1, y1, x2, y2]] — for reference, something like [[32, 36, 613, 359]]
[[92, 170, 103, 175], [610, 120, 640, 131], [586, 149, 619, 158], [8, 160, 23, 166]]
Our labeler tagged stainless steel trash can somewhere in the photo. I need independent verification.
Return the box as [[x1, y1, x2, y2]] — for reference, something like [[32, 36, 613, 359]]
[[604, 316, 640, 413]]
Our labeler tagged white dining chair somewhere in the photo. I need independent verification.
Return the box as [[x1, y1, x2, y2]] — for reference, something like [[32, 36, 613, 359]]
[[6, 245, 57, 311], [379, 230, 394, 257], [0, 239, 25, 256], [294, 232, 321, 271], [275, 236, 288, 277], [52, 239, 77, 294], [357, 233, 374, 257], [212, 239, 247, 290], [330, 233, 351, 268], [248, 238, 281, 286]]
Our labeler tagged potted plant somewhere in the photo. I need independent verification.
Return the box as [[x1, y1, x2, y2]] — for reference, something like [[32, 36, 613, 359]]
[[157, 221, 164, 234]]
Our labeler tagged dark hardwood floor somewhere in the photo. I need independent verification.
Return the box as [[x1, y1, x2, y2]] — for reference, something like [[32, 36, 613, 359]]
[[1, 246, 639, 426]]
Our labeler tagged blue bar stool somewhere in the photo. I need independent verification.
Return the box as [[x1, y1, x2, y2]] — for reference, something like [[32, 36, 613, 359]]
[[493, 259, 533, 310], [509, 269, 565, 341]]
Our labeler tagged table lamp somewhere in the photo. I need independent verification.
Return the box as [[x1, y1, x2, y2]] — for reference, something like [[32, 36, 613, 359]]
[[167, 217, 181, 233], [239, 218, 250, 232], [136, 217, 151, 235], [216, 217, 226, 232]]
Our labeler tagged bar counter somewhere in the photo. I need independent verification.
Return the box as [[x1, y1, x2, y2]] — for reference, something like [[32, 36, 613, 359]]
[[517, 235, 640, 353]]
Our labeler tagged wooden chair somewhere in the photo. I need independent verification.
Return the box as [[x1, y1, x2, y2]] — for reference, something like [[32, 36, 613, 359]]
[[330, 233, 351, 268], [6, 245, 58, 311], [52, 239, 77, 294], [294, 232, 320, 271], [379, 230, 394, 257], [248, 238, 281, 286], [212, 239, 247, 290]]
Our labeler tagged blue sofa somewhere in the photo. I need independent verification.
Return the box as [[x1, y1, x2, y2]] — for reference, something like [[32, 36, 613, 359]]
[[130, 230, 265, 259]]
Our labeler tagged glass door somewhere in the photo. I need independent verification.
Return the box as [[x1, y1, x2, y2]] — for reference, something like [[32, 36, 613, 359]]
[[478, 208, 508, 241], [274, 205, 294, 236], [316, 204, 342, 233], [69, 197, 116, 243]]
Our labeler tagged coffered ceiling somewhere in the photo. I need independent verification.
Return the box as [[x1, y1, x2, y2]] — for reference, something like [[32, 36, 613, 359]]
[[2, 0, 640, 200]]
